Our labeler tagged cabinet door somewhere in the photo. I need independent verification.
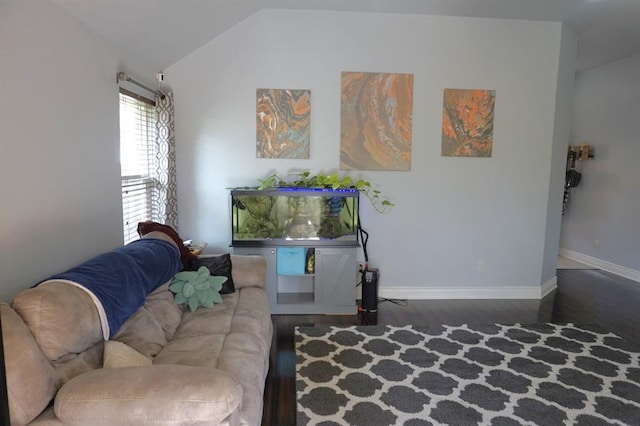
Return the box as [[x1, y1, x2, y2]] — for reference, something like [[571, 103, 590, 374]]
[[315, 248, 357, 308]]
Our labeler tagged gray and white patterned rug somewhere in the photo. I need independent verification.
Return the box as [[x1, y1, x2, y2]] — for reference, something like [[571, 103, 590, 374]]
[[295, 324, 640, 425]]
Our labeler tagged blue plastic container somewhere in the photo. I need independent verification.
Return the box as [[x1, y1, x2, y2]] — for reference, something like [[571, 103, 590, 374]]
[[277, 247, 306, 275]]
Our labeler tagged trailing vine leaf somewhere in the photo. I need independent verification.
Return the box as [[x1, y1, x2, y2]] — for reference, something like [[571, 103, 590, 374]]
[[255, 170, 394, 214], [258, 173, 279, 190]]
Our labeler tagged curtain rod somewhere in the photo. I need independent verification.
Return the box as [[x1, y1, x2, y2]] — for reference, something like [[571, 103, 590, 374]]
[[116, 71, 162, 97]]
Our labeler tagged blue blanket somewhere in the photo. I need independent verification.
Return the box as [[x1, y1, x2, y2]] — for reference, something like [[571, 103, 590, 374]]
[[43, 238, 181, 339]]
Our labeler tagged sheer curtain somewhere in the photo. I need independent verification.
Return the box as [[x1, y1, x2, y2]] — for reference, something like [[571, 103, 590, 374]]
[[154, 90, 179, 230]]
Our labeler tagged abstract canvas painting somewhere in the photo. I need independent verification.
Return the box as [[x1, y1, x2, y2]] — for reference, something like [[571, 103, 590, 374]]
[[340, 72, 414, 171], [442, 88, 495, 157], [256, 89, 311, 159]]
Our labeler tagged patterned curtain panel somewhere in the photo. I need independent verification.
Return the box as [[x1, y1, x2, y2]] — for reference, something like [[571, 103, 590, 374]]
[[154, 90, 179, 230]]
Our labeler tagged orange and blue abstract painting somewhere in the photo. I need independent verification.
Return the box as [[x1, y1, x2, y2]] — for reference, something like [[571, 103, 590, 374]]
[[340, 72, 414, 171], [441, 88, 495, 157], [256, 89, 311, 159]]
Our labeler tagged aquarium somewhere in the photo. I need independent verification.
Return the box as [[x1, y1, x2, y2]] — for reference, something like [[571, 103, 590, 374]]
[[231, 188, 359, 246]]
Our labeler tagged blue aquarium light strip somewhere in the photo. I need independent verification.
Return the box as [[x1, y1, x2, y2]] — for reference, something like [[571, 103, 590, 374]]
[[275, 187, 359, 193]]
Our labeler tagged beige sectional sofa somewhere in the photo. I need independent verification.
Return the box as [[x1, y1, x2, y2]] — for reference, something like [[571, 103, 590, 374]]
[[1, 232, 273, 425]]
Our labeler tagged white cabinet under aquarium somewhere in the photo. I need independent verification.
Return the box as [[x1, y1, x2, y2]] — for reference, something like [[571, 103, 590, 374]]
[[231, 188, 359, 314], [233, 246, 357, 314]]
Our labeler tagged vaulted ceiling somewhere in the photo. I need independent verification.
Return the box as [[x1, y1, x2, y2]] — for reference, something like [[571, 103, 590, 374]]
[[51, 0, 640, 72]]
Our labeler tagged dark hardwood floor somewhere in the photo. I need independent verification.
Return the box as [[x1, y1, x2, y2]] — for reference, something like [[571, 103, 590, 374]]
[[260, 268, 640, 425]]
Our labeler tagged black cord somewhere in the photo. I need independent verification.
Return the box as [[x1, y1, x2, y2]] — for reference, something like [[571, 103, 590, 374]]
[[378, 297, 409, 306], [357, 212, 369, 264]]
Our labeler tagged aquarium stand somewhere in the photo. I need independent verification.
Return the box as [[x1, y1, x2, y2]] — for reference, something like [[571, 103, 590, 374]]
[[232, 245, 358, 315]]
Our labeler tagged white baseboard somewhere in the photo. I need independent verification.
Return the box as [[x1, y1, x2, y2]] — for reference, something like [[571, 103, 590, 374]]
[[559, 248, 640, 283], [379, 277, 557, 300], [541, 276, 557, 298]]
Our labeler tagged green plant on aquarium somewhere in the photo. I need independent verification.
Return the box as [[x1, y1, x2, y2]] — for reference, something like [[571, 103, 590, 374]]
[[258, 171, 394, 214]]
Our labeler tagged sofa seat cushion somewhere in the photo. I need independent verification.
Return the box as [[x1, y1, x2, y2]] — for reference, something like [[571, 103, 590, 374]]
[[54, 365, 242, 426], [154, 287, 273, 426], [170, 288, 271, 348], [216, 333, 269, 426], [174, 296, 235, 338], [155, 288, 272, 364], [153, 334, 226, 367], [228, 287, 272, 352]]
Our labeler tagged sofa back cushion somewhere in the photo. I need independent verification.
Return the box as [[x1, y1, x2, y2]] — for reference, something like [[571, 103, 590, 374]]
[[1, 303, 60, 426], [11, 281, 103, 362], [144, 284, 183, 341], [53, 340, 104, 384], [230, 255, 267, 289], [112, 305, 168, 358], [112, 285, 183, 358]]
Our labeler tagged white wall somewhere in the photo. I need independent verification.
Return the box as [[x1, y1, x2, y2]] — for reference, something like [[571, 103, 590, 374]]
[[560, 53, 640, 274], [0, 0, 155, 300], [167, 10, 571, 298], [541, 27, 577, 285]]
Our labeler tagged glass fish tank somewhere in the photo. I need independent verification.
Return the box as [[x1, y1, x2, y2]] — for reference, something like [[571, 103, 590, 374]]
[[231, 188, 359, 246]]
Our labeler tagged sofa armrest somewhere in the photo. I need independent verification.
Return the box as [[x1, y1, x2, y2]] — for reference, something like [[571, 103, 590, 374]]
[[55, 365, 242, 425], [230, 255, 267, 290]]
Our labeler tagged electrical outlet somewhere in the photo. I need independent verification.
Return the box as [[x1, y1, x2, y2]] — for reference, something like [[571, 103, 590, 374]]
[[477, 261, 485, 272], [357, 262, 364, 273], [594, 239, 600, 249]]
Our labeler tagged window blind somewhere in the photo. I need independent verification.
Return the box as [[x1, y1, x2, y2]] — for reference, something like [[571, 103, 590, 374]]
[[119, 91, 157, 244]]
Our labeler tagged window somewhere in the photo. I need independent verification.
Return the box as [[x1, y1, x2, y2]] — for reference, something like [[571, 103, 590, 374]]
[[119, 90, 158, 244]]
